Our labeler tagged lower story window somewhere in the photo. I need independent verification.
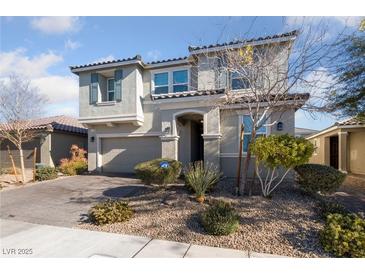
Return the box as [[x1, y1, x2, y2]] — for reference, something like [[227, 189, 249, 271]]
[[242, 115, 267, 152]]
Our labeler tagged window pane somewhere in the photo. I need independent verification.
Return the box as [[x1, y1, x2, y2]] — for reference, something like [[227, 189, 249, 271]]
[[108, 79, 114, 91], [173, 84, 188, 93], [108, 92, 115, 101], [232, 78, 249, 90], [155, 86, 169, 94], [242, 116, 253, 132], [173, 70, 188, 84], [243, 133, 265, 152], [154, 72, 168, 86], [242, 115, 266, 134]]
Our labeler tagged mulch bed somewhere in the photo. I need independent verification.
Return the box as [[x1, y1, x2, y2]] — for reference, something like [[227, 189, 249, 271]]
[[78, 179, 329, 258]]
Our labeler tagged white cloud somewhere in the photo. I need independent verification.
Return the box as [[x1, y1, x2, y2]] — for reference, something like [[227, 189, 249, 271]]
[[92, 55, 115, 63], [146, 50, 161, 62], [64, 39, 82, 50], [0, 48, 62, 78], [30, 16, 80, 34], [285, 16, 363, 29], [0, 49, 79, 116]]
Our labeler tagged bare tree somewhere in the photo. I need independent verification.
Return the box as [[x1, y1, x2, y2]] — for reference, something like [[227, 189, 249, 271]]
[[0, 74, 47, 182], [190, 20, 344, 195]]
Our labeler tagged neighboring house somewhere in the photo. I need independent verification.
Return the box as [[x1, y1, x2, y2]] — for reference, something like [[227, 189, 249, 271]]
[[0, 116, 87, 169], [307, 117, 365, 175], [295, 127, 319, 138], [70, 31, 307, 177]]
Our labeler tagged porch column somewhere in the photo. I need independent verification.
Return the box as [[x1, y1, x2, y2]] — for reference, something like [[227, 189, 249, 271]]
[[338, 131, 348, 173], [202, 107, 221, 169], [160, 135, 179, 160]]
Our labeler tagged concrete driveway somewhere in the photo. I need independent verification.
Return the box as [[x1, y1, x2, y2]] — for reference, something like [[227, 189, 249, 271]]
[[0, 175, 149, 227]]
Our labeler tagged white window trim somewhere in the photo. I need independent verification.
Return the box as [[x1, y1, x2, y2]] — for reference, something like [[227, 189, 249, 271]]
[[151, 66, 191, 95], [107, 77, 115, 102], [238, 114, 269, 154], [231, 72, 250, 91]]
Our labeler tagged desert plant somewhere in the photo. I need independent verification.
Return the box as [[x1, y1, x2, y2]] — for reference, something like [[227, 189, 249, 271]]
[[251, 134, 314, 197], [88, 200, 133, 225], [295, 164, 346, 194], [320, 213, 365, 258], [35, 166, 58, 181], [59, 145, 88, 175], [134, 158, 182, 186], [184, 161, 221, 203], [200, 200, 240, 236], [317, 199, 349, 220]]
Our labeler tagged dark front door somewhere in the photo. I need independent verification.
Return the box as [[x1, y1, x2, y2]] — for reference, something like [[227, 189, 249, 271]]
[[329, 136, 339, 169]]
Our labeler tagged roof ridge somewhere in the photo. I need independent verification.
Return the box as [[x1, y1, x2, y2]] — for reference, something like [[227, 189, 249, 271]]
[[188, 30, 299, 52]]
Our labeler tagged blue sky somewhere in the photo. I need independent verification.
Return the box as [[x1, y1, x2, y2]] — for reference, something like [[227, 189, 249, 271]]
[[0, 16, 362, 130]]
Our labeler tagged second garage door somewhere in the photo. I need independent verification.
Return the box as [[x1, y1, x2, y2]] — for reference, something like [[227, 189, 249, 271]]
[[101, 136, 161, 173]]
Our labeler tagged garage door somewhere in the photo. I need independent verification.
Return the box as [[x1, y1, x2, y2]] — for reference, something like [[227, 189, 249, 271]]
[[101, 137, 161, 173]]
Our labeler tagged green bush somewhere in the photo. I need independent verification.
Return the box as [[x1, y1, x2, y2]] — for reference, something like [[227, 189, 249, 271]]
[[35, 166, 58, 181], [88, 200, 133, 225], [317, 199, 348, 219], [201, 200, 240, 236], [320, 213, 365, 257], [184, 161, 221, 198], [59, 159, 87, 175], [295, 164, 346, 194], [134, 158, 182, 186], [250, 134, 314, 197]]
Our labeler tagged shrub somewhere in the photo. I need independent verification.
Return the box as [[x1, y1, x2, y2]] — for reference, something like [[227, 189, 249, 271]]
[[295, 164, 346, 194], [0, 167, 21, 175], [59, 145, 88, 175], [59, 159, 87, 175], [35, 166, 58, 181], [201, 200, 240, 236], [251, 134, 314, 197], [320, 213, 365, 257], [88, 200, 133, 225], [134, 158, 182, 186], [317, 199, 348, 219], [184, 161, 221, 202]]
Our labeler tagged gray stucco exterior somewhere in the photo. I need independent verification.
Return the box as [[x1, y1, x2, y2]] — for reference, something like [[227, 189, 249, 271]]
[[71, 32, 301, 176]]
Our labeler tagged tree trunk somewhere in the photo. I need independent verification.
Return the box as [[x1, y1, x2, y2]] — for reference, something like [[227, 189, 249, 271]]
[[239, 129, 257, 196], [18, 146, 26, 183]]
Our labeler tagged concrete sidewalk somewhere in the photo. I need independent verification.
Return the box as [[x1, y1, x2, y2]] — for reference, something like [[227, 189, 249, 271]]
[[0, 219, 283, 258]]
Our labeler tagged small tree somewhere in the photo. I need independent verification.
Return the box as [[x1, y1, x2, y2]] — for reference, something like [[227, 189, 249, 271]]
[[251, 134, 314, 197], [0, 74, 47, 182]]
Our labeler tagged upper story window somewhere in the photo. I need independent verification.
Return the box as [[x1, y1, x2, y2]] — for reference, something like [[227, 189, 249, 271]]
[[152, 68, 189, 94], [107, 78, 115, 101], [154, 72, 169, 94], [173, 70, 188, 92], [231, 72, 249, 90]]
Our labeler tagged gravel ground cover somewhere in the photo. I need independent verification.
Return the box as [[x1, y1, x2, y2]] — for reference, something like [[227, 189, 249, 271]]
[[78, 179, 328, 257]]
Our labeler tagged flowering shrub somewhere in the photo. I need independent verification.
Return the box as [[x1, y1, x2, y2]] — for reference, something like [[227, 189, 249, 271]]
[[59, 145, 87, 175]]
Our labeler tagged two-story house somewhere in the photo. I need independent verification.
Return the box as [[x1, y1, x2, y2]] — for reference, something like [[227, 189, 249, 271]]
[[70, 31, 308, 176]]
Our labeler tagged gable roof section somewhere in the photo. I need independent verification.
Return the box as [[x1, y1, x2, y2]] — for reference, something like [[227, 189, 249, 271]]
[[336, 116, 365, 126], [0, 115, 87, 135]]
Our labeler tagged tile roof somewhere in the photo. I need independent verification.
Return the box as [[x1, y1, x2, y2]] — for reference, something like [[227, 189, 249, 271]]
[[152, 89, 225, 100], [70, 55, 142, 70], [336, 117, 365, 126], [0, 115, 87, 135], [188, 30, 298, 52], [146, 56, 188, 65], [295, 127, 319, 136]]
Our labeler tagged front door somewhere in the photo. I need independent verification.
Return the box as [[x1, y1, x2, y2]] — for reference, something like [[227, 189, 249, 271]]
[[329, 136, 339, 169]]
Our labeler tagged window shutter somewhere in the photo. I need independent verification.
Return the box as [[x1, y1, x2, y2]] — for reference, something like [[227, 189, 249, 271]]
[[90, 73, 99, 104], [114, 70, 123, 101], [218, 69, 227, 89]]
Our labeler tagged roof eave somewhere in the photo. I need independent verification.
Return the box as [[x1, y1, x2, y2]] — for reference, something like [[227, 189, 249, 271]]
[[70, 60, 144, 74], [189, 35, 297, 55]]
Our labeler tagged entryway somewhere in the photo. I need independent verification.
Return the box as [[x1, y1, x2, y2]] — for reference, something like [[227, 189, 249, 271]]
[[329, 135, 339, 169]]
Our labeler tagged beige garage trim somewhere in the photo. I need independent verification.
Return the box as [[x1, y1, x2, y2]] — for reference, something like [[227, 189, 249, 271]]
[[100, 136, 161, 173]]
